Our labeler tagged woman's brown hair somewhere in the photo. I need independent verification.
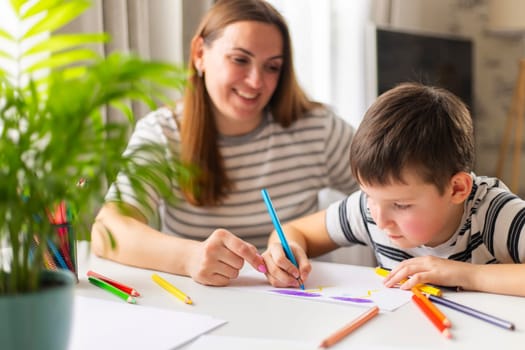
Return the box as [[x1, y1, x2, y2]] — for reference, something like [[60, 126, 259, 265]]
[[180, 0, 320, 206]]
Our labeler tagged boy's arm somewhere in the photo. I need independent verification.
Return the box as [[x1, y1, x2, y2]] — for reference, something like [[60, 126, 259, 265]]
[[384, 256, 525, 297], [470, 264, 525, 296], [263, 210, 339, 287], [282, 209, 340, 258]]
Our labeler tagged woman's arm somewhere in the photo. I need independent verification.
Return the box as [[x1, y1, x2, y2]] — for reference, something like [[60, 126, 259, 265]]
[[91, 202, 266, 286]]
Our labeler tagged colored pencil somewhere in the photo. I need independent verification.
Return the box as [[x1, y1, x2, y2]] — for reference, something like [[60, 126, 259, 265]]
[[88, 276, 137, 304], [411, 287, 451, 328], [374, 267, 442, 296], [152, 273, 193, 305], [428, 294, 515, 330], [261, 188, 305, 290], [412, 295, 452, 339], [87, 270, 141, 297], [318, 306, 380, 348], [46, 238, 68, 270]]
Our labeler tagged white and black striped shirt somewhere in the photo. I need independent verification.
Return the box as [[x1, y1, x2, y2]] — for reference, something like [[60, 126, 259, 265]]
[[326, 175, 525, 268], [106, 107, 358, 248]]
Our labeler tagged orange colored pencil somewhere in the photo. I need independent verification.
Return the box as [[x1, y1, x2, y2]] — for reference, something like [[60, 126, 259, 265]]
[[412, 287, 451, 328], [412, 295, 452, 339], [319, 306, 379, 348]]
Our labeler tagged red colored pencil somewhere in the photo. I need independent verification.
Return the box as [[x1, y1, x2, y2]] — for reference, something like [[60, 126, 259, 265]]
[[412, 295, 452, 339], [87, 270, 140, 297]]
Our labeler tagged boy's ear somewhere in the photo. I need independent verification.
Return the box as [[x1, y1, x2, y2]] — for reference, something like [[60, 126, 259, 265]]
[[450, 172, 473, 204]]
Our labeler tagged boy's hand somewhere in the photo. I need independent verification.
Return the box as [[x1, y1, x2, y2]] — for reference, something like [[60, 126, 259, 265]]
[[383, 256, 472, 290], [262, 242, 311, 287]]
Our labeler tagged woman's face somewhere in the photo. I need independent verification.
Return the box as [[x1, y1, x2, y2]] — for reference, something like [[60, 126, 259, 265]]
[[195, 21, 283, 136]]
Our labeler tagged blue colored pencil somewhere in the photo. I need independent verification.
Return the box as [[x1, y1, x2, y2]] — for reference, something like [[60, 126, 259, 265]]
[[46, 238, 68, 270], [261, 188, 304, 290], [428, 294, 515, 330]]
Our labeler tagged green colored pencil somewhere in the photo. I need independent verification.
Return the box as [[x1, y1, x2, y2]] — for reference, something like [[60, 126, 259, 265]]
[[88, 276, 137, 304]]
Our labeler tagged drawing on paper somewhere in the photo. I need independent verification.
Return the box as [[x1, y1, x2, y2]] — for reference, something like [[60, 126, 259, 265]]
[[231, 262, 412, 311], [270, 287, 380, 304]]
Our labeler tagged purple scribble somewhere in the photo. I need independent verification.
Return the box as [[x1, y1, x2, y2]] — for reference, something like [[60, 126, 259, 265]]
[[270, 289, 321, 297], [330, 296, 373, 303]]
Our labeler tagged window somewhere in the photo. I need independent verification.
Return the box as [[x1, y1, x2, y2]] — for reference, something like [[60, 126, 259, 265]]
[[267, 0, 372, 127]]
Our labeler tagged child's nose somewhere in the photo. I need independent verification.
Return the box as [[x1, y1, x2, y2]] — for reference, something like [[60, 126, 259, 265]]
[[373, 207, 391, 229]]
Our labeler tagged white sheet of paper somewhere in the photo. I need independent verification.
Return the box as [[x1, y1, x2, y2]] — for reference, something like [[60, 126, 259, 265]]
[[68, 296, 226, 350], [230, 262, 411, 311], [187, 335, 318, 350], [188, 335, 405, 350]]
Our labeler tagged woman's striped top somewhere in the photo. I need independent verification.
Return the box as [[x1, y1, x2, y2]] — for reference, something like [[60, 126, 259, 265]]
[[326, 174, 525, 267], [106, 106, 358, 248]]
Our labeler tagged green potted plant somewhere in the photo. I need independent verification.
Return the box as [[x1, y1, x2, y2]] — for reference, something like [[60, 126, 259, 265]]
[[0, 1, 190, 349]]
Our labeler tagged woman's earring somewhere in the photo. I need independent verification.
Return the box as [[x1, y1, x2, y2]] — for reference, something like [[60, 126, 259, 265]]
[[196, 68, 203, 78]]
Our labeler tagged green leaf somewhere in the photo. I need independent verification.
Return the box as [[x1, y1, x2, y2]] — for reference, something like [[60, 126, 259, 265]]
[[9, 0, 25, 14], [110, 100, 134, 123], [23, 0, 91, 38], [22, 0, 64, 19], [0, 49, 14, 60], [0, 28, 14, 41], [25, 33, 109, 55], [59, 65, 88, 79], [26, 48, 98, 72]]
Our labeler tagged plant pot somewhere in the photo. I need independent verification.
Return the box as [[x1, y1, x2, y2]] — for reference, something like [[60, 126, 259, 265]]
[[0, 269, 75, 350]]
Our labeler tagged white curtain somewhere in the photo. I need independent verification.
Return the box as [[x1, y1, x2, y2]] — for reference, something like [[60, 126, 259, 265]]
[[61, 0, 185, 122], [267, 0, 373, 128]]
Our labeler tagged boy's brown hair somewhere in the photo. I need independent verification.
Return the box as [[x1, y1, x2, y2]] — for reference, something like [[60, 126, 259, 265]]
[[350, 82, 474, 194]]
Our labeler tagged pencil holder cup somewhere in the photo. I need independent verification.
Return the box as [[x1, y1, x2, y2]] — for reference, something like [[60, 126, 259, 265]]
[[32, 200, 79, 281]]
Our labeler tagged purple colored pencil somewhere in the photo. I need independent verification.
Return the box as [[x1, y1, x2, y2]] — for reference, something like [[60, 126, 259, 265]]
[[428, 295, 515, 330]]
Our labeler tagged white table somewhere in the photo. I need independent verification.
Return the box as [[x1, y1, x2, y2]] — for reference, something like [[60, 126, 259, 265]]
[[74, 242, 525, 349]]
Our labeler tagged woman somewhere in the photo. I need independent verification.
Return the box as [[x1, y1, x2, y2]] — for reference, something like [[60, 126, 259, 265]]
[[91, 0, 357, 286]]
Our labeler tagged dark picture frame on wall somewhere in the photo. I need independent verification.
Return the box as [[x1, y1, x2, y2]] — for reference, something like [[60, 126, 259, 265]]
[[366, 25, 474, 113]]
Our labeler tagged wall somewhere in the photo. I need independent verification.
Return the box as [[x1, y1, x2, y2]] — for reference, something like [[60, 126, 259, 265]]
[[376, 0, 525, 195]]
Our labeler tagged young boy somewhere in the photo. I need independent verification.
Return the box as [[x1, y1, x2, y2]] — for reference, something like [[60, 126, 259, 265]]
[[263, 82, 525, 297]]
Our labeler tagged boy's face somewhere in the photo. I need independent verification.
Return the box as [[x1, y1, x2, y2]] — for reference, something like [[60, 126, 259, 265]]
[[361, 170, 464, 249]]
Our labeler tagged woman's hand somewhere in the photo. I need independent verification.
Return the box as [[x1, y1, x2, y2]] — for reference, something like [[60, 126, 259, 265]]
[[185, 229, 267, 286], [261, 241, 311, 288], [383, 256, 474, 291]]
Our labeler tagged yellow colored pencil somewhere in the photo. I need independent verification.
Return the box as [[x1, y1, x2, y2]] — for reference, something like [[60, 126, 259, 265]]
[[374, 267, 442, 297], [416, 284, 442, 297], [152, 273, 193, 305]]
